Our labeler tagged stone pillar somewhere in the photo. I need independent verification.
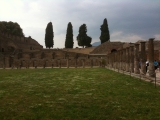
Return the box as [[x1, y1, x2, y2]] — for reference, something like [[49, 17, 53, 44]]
[[159, 50, 160, 61], [119, 50, 122, 70], [124, 48, 127, 71], [140, 41, 146, 74], [115, 52, 117, 69], [126, 47, 130, 72], [106, 56, 108, 67], [134, 43, 140, 74], [148, 38, 155, 77], [114, 52, 116, 69], [117, 51, 119, 69], [67, 59, 69, 68], [52, 60, 54, 68], [130, 46, 134, 73], [115, 52, 118, 69], [111, 53, 114, 68], [110, 53, 112, 68], [118, 50, 120, 70], [34, 60, 37, 68], [83, 59, 85, 68], [59, 59, 61, 68], [91, 59, 93, 68], [122, 49, 125, 70], [125, 47, 129, 72], [3, 56, 5, 69], [108, 54, 110, 68], [75, 59, 77, 68]]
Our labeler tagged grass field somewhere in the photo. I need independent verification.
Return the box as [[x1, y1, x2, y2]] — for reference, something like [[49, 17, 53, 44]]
[[0, 68, 160, 120]]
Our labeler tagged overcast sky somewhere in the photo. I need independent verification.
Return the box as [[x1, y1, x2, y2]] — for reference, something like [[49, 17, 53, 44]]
[[0, 0, 160, 48]]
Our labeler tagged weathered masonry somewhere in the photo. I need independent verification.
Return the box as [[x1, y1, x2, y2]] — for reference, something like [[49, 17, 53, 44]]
[[0, 31, 160, 69]]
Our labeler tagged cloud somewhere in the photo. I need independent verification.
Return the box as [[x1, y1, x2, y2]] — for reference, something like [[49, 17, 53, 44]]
[[111, 31, 144, 43], [0, 0, 160, 48], [154, 34, 160, 40]]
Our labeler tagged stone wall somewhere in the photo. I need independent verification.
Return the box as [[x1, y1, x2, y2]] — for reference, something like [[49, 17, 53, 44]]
[[91, 41, 124, 54], [0, 58, 103, 69], [106, 39, 159, 77], [0, 32, 43, 53]]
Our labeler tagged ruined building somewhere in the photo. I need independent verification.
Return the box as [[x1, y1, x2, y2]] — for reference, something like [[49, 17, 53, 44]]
[[0, 31, 160, 68]]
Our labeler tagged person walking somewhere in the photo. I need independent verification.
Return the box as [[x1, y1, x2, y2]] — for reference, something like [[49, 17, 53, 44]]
[[146, 60, 149, 72], [154, 60, 159, 70]]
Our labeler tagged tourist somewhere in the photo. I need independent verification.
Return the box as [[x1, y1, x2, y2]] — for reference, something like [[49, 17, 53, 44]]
[[154, 60, 159, 70], [146, 60, 149, 72], [139, 61, 141, 69]]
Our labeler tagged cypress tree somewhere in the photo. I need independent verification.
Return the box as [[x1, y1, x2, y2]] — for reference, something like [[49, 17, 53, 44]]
[[99, 18, 110, 44], [65, 22, 74, 48], [77, 24, 92, 48], [45, 22, 54, 49]]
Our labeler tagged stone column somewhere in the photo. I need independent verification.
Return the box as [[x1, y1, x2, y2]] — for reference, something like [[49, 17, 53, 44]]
[[83, 59, 85, 68], [52, 60, 54, 68], [110, 53, 112, 68], [91, 59, 93, 68], [122, 49, 125, 70], [130, 46, 134, 73], [106, 56, 108, 67], [75, 59, 77, 68], [134, 43, 140, 74], [118, 50, 121, 70], [140, 41, 146, 74], [119, 50, 122, 70], [118, 51, 120, 69], [115, 52, 118, 69], [115, 52, 117, 69], [108, 54, 110, 68], [111, 53, 113, 68], [148, 38, 155, 77], [67, 59, 69, 68], [159, 50, 160, 61], [126, 47, 130, 72], [124, 48, 127, 71], [34, 60, 37, 68], [3, 56, 5, 69], [59, 59, 61, 68]]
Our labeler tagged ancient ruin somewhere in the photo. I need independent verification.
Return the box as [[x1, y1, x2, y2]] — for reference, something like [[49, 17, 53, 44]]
[[0, 32, 160, 71]]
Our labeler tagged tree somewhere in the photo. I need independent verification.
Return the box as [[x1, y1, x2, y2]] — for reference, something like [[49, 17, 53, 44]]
[[65, 22, 74, 48], [0, 21, 24, 37], [45, 22, 54, 49], [77, 24, 92, 48], [99, 18, 110, 44]]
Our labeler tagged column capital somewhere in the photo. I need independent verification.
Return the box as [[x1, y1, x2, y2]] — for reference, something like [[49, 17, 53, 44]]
[[149, 38, 155, 40]]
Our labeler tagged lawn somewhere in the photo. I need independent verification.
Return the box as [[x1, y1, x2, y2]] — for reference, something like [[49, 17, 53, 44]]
[[0, 68, 160, 120]]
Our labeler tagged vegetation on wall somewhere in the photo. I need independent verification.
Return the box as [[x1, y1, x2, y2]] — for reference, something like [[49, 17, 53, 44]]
[[99, 18, 110, 44], [45, 22, 54, 49], [0, 21, 24, 37], [65, 22, 74, 48], [77, 24, 92, 48]]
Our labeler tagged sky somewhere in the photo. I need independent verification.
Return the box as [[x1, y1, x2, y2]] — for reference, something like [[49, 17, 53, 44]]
[[0, 0, 160, 48]]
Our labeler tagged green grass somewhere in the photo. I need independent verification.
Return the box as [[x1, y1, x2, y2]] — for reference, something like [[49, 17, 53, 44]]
[[0, 68, 160, 120]]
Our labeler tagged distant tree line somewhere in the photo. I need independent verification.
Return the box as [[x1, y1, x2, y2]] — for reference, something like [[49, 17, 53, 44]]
[[0, 21, 24, 37], [0, 18, 110, 49], [44, 18, 110, 48]]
